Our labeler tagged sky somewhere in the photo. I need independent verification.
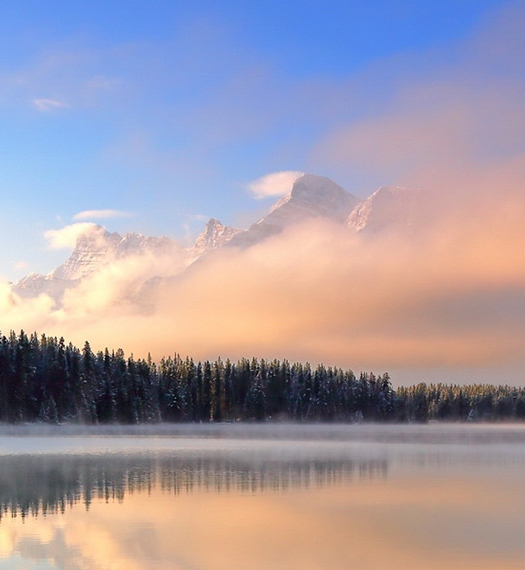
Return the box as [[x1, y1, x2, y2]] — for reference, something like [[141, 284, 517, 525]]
[[1, 0, 525, 385], [0, 0, 511, 277]]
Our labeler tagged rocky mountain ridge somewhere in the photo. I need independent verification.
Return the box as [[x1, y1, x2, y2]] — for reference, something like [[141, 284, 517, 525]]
[[14, 174, 422, 303]]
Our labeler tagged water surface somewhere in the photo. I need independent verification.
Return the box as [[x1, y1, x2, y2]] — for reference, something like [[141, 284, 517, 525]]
[[0, 424, 524, 569]]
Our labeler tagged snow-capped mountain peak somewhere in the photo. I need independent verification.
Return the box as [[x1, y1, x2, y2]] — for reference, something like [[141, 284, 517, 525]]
[[347, 185, 423, 233], [228, 174, 361, 248], [51, 225, 121, 281], [13, 174, 423, 307], [258, 173, 359, 227], [191, 218, 241, 257], [14, 225, 183, 301]]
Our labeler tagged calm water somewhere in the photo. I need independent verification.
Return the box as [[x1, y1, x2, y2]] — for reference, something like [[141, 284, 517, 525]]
[[0, 424, 524, 569]]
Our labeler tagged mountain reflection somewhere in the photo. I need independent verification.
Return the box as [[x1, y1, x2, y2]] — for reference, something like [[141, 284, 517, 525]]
[[0, 452, 387, 520]]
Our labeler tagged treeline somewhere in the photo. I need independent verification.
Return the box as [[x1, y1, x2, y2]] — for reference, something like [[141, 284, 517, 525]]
[[397, 383, 525, 422], [0, 330, 524, 424]]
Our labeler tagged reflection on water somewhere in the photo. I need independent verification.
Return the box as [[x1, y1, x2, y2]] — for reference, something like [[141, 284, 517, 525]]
[[0, 452, 387, 520], [0, 424, 524, 570]]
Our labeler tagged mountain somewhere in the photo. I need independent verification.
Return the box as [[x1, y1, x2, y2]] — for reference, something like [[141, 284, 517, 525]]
[[347, 186, 423, 233], [229, 174, 360, 247], [190, 218, 242, 258], [14, 226, 183, 301], [13, 175, 423, 305]]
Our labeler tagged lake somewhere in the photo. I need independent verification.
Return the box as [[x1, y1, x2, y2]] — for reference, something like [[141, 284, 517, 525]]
[[0, 423, 524, 569]]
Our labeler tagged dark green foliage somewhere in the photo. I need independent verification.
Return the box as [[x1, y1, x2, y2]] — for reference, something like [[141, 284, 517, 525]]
[[394, 382, 525, 423], [0, 329, 523, 424]]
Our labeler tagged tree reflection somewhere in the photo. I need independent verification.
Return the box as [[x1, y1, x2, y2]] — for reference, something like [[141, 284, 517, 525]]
[[0, 452, 387, 520]]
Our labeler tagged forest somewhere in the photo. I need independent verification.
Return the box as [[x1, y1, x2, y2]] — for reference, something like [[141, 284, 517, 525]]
[[0, 330, 524, 424]]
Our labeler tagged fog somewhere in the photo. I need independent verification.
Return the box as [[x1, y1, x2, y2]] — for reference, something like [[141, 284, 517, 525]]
[[3, 171, 525, 386], [0, 424, 524, 570], [3, 191, 525, 385], [1, 4, 525, 385]]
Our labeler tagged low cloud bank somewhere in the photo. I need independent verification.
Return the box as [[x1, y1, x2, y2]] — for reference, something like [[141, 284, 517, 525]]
[[2, 181, 525, 386], [3, 4, 525, 385]]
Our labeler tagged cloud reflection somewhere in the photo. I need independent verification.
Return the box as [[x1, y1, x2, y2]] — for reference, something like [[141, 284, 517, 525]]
[[0, 426, 525, 570]]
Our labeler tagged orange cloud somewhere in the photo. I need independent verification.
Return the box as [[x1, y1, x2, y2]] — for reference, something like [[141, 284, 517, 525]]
[[2, 4, 525, 386], [5, 188, 514, 386], [3, 181, 525, 386]]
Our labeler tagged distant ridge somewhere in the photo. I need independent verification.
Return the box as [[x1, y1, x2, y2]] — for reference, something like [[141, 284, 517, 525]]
[[14, 174, 423, 305]]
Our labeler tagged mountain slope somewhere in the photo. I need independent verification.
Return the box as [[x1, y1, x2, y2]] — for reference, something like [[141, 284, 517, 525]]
[[229, 174, 360, 247], [14, 227, 181, 301], [13, 174, 424, 307], [190, 218, 242, 258], [347, 186, 423, 233]]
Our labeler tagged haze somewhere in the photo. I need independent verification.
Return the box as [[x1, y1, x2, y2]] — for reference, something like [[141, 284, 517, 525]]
[[0, 2, 524, 385]]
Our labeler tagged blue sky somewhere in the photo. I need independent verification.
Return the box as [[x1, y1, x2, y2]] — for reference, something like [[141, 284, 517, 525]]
[[2, 1, 525, 383], [0, 0, 517, 280]]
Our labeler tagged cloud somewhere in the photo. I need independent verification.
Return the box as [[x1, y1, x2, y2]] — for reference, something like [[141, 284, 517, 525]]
[[11, 185, 520, 384], [59, 246, 187, 316], [3, 184, 525, 386], [44, 223, 100, 249], [313, 2, 525, 194], [0, 280, 56, 329], [73, 209, 133, 221], [32, 98, 68, 112], [2, 4, 525, 385], [248, 171, 304, 199], [145, 205, 525, 376]]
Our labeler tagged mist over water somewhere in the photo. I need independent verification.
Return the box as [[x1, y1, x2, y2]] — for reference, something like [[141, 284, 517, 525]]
[[0, 424, 524, 569]]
